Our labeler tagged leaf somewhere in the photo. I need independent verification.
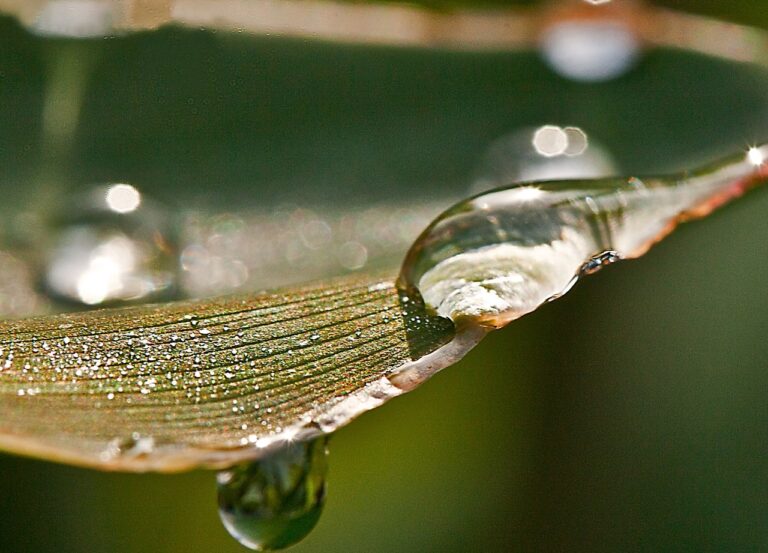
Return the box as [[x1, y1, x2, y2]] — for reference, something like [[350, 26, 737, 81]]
[[3, 146, 764, 473], [0, 273, 464, 472]]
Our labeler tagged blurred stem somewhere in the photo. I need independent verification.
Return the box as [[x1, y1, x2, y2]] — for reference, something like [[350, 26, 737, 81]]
[[33, 40, 99, 222]]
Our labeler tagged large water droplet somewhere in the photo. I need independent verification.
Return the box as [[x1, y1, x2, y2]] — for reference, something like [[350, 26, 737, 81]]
[[401, 146, 768, 328], [43, 183, 179, 306], [217, 437, 329, 551]]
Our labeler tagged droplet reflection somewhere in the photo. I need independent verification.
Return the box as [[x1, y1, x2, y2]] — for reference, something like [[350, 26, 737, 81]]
[[217, 437, 329, 551], [532, 125, 569, 157]]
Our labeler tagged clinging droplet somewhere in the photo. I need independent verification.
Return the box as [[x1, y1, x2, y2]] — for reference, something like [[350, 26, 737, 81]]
[[400, 146, 768, 328], [580, 250, 621, 275]]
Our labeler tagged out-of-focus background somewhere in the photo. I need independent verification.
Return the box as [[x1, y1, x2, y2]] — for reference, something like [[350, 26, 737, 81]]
[[1, 1, 768, 551]]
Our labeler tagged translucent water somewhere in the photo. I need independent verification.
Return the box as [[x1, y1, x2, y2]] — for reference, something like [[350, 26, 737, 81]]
[[400, 146, 768, 328], [217, 437, 329, 551], [43, 183, 179, 306]]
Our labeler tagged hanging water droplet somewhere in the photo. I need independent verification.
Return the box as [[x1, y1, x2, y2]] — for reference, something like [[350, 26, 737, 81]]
[[217, 437, 329, 551], [43, 183, 179, 307]]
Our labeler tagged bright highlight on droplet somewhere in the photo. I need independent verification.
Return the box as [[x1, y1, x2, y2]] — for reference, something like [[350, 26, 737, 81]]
[[106, 184, 141, 214], [532, 125, 568, 157], [563, 127, 588, 156], [747, 147, 764, 166], [511, 186, 544, 202], [532, 125, 589, 158], [74, 236, 140, 305], [76, 261, 113, 305]]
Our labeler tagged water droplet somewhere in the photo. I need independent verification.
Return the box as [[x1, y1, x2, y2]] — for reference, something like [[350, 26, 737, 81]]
[[43, 184, 179, 307], [102, 433, 156, 460], [217, 437, 329, 551], [401, 147, 768, 327], [540, 11, 640, 82], [580, 250, 621, 275], [471, 126, 616, 195]]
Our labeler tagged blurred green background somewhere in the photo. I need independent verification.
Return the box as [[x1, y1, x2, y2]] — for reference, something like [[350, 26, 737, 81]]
[[1, 2, 768, 552]]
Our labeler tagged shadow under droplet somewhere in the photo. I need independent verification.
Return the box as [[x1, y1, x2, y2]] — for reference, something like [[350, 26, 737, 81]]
[[397, 285, 455, 361]]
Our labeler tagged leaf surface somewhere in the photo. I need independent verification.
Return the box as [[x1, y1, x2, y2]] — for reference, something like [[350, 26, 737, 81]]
[[0, 274, 456, 471]]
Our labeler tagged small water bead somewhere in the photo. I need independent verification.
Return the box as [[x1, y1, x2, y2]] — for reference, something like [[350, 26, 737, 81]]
[[401, 146, 768, 328], [43, 183, 179, 307], [100, 433, 156, 462], [217, 437, 329, 551], [581, 250, 621, 276], [0, 251, 45, 317]]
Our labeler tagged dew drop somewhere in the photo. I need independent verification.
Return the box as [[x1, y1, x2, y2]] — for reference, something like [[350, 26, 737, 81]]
[[217, 437, 329, 551], [43, 183, 179, 307], [401, 147, 768, 328], [471, 126, 616, 195]]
